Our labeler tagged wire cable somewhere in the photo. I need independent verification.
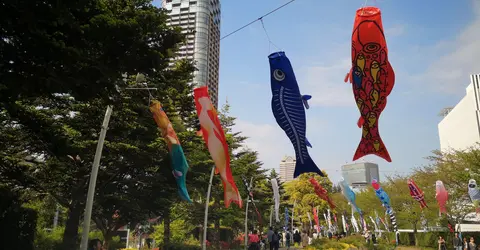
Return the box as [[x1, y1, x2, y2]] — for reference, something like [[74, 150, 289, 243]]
[[190, 0, 298, 55], [260, 18, 281, 52], [220, 0, 297, 41]]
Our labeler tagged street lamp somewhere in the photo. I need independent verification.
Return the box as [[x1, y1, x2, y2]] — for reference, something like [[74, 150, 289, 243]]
[[79, 74, 157, 250]]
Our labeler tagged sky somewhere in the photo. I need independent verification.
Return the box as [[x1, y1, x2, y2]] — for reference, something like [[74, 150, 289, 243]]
[[154, 0, 480, 183]]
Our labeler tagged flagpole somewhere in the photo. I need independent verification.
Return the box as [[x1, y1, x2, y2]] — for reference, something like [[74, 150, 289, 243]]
[[202, 166, 216, 250], [244, 177, 253, 250], [291, 201, 295, 231], [270, 205, 273, 227]]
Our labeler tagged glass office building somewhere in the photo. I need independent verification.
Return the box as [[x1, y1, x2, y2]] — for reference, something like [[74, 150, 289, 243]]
[[162, 0, 221, 108]]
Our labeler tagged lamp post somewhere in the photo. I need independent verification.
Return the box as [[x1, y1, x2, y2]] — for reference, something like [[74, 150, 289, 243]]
[[79, 73, 157, 250], [79, 105, 113, 250], [202, 166, 216, 250], [244, 177, 253, 250]]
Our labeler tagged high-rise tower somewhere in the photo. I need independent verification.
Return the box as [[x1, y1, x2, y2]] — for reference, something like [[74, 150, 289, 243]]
[[279, 156, 295, 183], [162, 0, 221, 108]]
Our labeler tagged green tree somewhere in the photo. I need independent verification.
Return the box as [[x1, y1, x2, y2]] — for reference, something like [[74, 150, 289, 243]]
[[0, 186, 38, 250], [425, 148, 480, 220], [284, 172, 331, 232], [176, 101, 268, 247], [0, 0, 198, 249]]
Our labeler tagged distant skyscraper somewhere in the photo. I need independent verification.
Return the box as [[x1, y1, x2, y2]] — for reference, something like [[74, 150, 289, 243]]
[[341, 162, 379, 191], [162, 0, 221, 108], [279, 156, 295, 183], [438, 74, 480, 152]]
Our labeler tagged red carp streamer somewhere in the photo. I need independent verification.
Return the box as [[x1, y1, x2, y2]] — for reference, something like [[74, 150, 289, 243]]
[[346, 6, 395, 162], [407, 179, 428, 209], [309, 178, 335, 209], [194, 86, 242, 208], [313, 207, 320, 232]]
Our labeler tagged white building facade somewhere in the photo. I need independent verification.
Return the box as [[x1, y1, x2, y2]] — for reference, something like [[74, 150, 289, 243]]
[[341, 162, 380, 190], [162, 0, 221, 108], [279, 156, 295, 183], [438, 74, 480, 152]]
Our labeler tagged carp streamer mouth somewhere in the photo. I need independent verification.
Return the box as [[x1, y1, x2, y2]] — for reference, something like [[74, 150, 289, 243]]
[[357, 6, 380, 17]]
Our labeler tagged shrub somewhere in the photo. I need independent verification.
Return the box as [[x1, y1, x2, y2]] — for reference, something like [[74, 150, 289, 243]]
[[0, 187, 38, 250], [162, 242, 202, 250], [311, 237, 359, 250], [34, 227, 64, 250]]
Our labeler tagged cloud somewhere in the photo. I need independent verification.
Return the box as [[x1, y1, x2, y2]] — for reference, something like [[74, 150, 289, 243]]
[[234, 118, 328, 172], [234, 119, 291, 171], [299, 59, 355, 107], [385, 23, 406, 37], [237, 81, 261, 89], [418, 2, 480, 94]]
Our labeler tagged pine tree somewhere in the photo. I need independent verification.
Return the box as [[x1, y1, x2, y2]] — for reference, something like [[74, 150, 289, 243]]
[[0, 1, 199, 248]]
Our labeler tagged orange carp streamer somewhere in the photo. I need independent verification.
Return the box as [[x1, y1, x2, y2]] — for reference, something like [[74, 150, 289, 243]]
[[194, 86, 242, 208], [309, 178, 335, 210], [346, 6, 395, 162], [150, 100, 191, 202]]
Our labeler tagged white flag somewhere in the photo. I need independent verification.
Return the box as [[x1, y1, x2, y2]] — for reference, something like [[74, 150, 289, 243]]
[[271, 179, 280, 222]]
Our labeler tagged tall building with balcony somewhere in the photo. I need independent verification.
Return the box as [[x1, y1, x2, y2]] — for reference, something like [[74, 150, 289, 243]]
[[438, 74, 480, 152], [279, 156, 295, 183], [162, 0, 221, 108], [341, 162, 379, 191]]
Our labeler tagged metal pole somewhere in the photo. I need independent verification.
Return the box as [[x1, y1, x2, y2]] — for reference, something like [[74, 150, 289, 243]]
[[138, 231, 142, 250], [244, 177, 253, 250], [202, 166, 216, 250], [79, 105, 113, 250], [244, 194, 250, 250], [269, 205, 273, 227], [126, 229, 130, 248], [291, 202, 295, 231], [53, 204, 59, 229]]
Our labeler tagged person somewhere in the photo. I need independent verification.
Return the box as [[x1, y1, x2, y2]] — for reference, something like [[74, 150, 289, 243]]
[[88, 239, 103, 250], [271, 230, 280, 250], [301, 230, 308, 248], [249, 230, 260, 250], [438, 236, 446, 250], [281, 231, 286, 247], [285, 230, 292, 249], [313, 230, 318, 240], [267, 227, 274, 250], [364, 230, 371, 244], [453, 233, 462, 250], [468, 237, 476, 250], [293, 230, 301, 246], [259, 234, 266, 250]]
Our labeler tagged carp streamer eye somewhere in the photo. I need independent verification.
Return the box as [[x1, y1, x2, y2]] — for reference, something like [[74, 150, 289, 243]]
[[273, 69, 285, 81], [363, 42, 381, 53]]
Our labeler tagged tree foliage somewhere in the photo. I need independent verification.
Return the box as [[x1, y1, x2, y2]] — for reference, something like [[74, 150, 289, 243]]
[[326, 146, 480, 244], [284, 172, 332, 231], [0, 0, 199, 249]]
